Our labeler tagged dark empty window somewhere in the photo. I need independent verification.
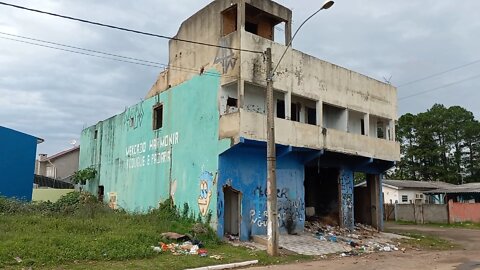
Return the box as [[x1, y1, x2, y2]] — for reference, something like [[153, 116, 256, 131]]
[[222, 6, 237, 36], [307, 107, 316, 125], [291, 103, 300, 122], [245, 22, 258, 35], [153, 104, 163, 130], [129, 117, 135, 127], [402, 195, 408, 203], [361, 119, 365, 135], [377, 121, 384, 138], [227, 97, 237, 107], [276, 100, 285, 118], [94, 130, 98, 139]]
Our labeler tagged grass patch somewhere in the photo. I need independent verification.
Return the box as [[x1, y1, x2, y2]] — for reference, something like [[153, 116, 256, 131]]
[[394, 220, 480, 230], [0, 193, 309, 269], [397, 232, 456, 251]]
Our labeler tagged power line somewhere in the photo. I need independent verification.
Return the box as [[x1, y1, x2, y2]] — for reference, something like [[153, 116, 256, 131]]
[[0, 32, 165, 66], [0, 35, 233, 78], [0, 31, 228, 77], [399, 73, 480, 101], [0, 1, 263, 54], [398, 59, 480, 88]]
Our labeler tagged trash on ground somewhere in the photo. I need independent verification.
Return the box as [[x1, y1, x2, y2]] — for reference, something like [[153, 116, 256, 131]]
[[160, 232, 190, 241], [305, 221, 401, 256]]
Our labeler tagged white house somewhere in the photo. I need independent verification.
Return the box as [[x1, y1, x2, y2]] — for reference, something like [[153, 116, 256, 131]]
[[356, 179, 454, 204]]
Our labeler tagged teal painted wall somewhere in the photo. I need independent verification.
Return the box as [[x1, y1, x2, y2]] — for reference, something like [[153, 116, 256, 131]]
[[79, 72, 230, 224]]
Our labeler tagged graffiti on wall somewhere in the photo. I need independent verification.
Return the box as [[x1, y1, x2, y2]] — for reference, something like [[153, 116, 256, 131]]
[[340, 170, 354, 229], [250, 186, 305, 229], [198, 171, 216, 216], [125, 106, 144, 129], [214, 39, 237, 74], [125, 132, 179, 169], [108, 192, 118, 209]]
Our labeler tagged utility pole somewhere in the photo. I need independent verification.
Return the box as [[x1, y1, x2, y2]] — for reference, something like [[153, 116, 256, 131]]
[[265, 47, 279, 256], [264, 0, 334, 257]]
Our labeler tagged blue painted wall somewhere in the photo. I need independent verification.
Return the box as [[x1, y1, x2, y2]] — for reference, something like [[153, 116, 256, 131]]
[[217, 143, 305, 240], [0, 126, 38, 200]]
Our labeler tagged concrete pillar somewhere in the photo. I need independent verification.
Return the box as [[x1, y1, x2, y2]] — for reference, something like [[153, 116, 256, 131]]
[[237, 2, 245, 30], [237, 79, 244, 108], [364, 113, 370, 137], [285, 91, 291, 120], [299, 103, 305, 123], [285, 13, 292, 46], [367, 173, 383, 231], [316, 101, 323, 126], [339, 169, 354, 230], [389, 119, 395, 141]]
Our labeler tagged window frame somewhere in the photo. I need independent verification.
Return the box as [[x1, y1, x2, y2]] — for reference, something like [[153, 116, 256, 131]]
[[153, 103, 164, 130]]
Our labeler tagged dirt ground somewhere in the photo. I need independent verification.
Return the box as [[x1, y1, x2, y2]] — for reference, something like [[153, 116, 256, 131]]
[[249, 223, 480, 270]]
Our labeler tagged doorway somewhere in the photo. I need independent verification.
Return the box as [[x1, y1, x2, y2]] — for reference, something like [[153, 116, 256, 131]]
[[223, 186, 241, 236], [304, 166, 341, 225]]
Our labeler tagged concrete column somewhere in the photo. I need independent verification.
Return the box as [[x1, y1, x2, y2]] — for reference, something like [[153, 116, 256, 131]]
[[285, 13, 292, 46], [237, 79, 244, 108], [237, 2, 245, 30], [389, 119, 395, 141], [339, 169, 354, 230], [316, 101, 323, 126], [299, 103, 305, 123], [364, 113, 370, 136], [367, 173, 383, 231], [285, 91, 291, 120]]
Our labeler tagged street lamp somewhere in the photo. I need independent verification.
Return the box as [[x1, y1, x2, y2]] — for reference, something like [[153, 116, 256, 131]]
[[265, 0, 335, 256]]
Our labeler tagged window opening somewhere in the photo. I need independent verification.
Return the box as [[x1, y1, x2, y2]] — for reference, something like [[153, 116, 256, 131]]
[[276, 100, 285, 118], [402, 195, 408, 203], [153, 104, 163, 130], [222, 5, 237, 36], [377, 121, 385, 138], [291, 103, 300, 122], [94, 130, 98, 139], [245, 22, 258, 35], [227, 97, 238, 107], [361, 119, 365, 135], [307, 107, 316, 125]]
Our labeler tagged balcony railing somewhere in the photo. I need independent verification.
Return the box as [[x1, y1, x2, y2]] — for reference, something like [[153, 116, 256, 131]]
[[219, 109, 400, 161]]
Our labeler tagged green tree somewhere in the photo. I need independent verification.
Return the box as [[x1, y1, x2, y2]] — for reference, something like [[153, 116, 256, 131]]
[[393, 104, 479, 184], [72, 167, 97, 185]]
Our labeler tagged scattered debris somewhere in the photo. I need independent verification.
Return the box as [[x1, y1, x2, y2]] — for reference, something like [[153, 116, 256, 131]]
[[306, 221, 403, 257], [14, 257, 22, 263], [209, 254, 223, 260], [161, 232, 190, 241]]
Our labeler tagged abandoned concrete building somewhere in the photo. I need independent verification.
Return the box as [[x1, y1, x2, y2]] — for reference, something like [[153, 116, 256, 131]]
[[79, 0, 400, 240]]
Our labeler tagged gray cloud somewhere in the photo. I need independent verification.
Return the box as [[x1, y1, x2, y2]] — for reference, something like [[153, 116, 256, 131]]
[[1, 0, 479, 155]]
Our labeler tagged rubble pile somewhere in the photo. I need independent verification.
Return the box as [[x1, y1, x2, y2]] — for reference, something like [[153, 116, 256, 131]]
[[305, 221, 402, 257], [149, 232, 223, 260]]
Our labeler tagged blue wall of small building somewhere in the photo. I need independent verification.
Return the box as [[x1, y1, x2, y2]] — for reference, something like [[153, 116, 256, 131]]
[[0, 126, 38, 200], [217, 142, 306, 241]]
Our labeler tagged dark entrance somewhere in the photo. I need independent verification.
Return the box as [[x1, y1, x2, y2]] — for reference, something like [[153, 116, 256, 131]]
[[223, 186, 241, 236], [304, 166, 341, 225]]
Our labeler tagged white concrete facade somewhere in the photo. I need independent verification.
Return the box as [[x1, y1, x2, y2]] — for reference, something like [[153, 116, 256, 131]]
[[146, 0, 400, 162]]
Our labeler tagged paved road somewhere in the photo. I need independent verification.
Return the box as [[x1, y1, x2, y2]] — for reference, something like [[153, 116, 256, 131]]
[[249, 223, 480, 270]]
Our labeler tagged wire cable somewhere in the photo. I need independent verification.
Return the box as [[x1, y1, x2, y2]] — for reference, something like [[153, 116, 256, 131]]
[[398, 73, 480, 101], [0, 1, 263, 54], [0, 31, 229, 77], [0, 35, 235, 78], [398, 59, 480, 88]]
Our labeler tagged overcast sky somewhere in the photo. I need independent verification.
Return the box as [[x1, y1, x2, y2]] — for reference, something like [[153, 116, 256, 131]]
[[1, 0, 479, 155]]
